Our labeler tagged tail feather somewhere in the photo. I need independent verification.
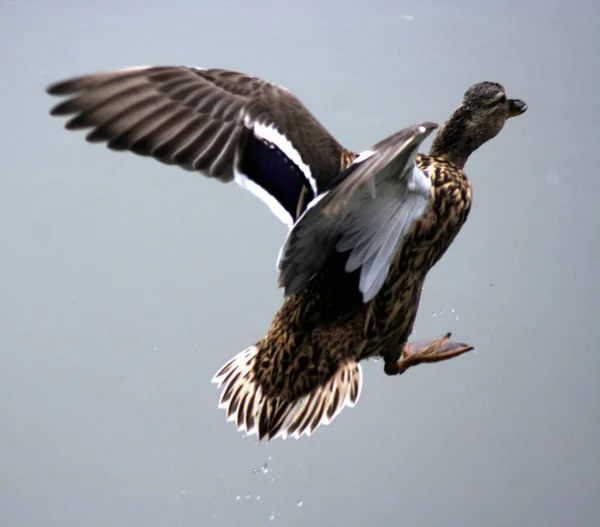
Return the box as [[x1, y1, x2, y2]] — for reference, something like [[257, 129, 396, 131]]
[[212, 346, 362, 441]]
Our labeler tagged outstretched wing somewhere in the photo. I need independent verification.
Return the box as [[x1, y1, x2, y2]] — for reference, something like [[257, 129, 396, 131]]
[[47, 66, 347, 226], [278, 122, 437, 302]]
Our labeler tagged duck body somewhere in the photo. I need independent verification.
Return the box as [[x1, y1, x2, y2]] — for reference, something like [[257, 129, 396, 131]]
[[47, 66, 526, 441], [243, 154, 472, 438]]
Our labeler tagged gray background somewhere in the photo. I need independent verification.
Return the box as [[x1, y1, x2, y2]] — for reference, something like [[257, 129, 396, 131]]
[[2, 0, 599, 525]]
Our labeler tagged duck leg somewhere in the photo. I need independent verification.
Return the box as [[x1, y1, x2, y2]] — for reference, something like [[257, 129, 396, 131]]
[[384, 333, 473, 376]]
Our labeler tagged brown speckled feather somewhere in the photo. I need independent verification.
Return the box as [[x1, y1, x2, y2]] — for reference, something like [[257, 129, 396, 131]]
[[46, 68, 526, 441], [213, 153, 474, 439], [212, 82, 525, 441]]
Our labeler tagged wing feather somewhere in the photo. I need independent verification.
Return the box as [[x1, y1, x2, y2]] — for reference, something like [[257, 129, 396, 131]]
[[278, 123, 437, 301], [47, 66, 346, 225]]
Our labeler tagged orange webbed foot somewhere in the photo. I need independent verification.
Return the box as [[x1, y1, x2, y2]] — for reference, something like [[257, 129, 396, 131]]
[[384, 332, 474, 376]]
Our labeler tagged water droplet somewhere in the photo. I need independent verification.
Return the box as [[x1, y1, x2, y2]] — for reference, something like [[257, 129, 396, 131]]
[[219, 470, 226, 478], [269, 512, 276, 521], [256, 495, 261, 501], [236, 495, 241, 501], [296, 500, 303, 507], [253, 462, 270, 474], [432, 311, 437, 317], [245, 494, 251, 500], [270, 477, 276, 483]]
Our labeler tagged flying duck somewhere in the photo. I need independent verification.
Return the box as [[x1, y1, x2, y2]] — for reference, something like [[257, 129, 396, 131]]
[[47, 66, 527, 440]]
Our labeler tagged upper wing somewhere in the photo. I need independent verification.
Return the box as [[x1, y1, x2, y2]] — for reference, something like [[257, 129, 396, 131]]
[[47, 66, 346, 226], [277, 122, 437, 302]]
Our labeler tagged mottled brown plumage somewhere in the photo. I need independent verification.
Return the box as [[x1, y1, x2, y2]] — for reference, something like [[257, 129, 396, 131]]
[[215, 82, 526, 440], [46, 67, 526, 441], [220, 154, 474, 439]]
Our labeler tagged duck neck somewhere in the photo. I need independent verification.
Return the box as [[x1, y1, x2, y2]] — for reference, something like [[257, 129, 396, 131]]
[[429, 106, 477, 170]]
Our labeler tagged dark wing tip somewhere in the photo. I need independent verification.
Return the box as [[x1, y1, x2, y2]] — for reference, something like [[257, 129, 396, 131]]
[[46, 66, 153, 100], [403, 121, 438, 146], [48, 99, 76, 117], [47, 75, 100, 117], [46, 80, 74, 96], [47, 79, 81, 116], [46, 73, 99, 96], [419, 121, 439, 133]]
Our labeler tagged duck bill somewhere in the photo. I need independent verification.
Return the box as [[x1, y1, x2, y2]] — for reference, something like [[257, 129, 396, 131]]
[[507, 98, 527, 118]]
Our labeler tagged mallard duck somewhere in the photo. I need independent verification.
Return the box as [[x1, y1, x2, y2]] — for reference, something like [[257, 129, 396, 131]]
[[47, 67, 527, 440]]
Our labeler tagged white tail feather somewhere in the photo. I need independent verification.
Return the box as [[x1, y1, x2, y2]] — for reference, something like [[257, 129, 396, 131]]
[[212, 346, 362, 441]]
